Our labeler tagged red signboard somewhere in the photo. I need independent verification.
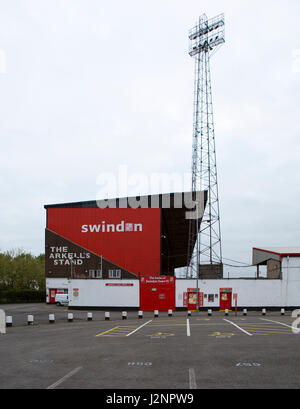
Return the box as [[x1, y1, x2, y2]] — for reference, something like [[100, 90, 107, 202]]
[[105, 283, 134, 287], [140, 276, 175, 311], [47, 208, 161, 277]]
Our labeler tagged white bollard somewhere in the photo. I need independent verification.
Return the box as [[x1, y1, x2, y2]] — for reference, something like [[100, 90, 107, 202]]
[[281, 308, 285, 316], [168, 309, 173, 317], [262, 309, 266, 316], [187, 311, 192, 316], [225, 309, 229, 316], [208, 309, 212, 316], [68, 313, 73, 322], [27, 315, 34, 325], [138, 311, 143, 319], [243, 309, 247, 316], [49, 314, 55, 324], [122, 311, 127, 320], [87, 312, 93, 321], [6, 316, 12, 328], [0, 310, 6, 334], [105, 312, 110, 321], [154, 310, 159, 318]]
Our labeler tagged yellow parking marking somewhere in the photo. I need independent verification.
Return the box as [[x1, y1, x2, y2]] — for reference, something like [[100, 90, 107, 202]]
[[245, 328, 294, 335], [96, 325, 138, 337], [243, 328, 293, 332], [209, 332, 235, 337], [224, 319, 252, 336], [96, 326, 121, 337], [234, 323, 298, 336], [147, 332, 175, 337]]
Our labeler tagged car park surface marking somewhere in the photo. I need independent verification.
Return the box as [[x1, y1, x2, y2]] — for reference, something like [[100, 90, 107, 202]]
[[237, 326, 297, 335], [147, 332, 175, 338], [96, 321, 153, 338], [223, 319, 253, 336], [4, 305, 300, 389], [187, 319, 191, 337], [46, 366, 82, 389], [126, 320, 152, 337], [208, 331, 235, 337], [189, 368, 197, 389], [96, 326, 138, 337], [260, 318, 300, 333]]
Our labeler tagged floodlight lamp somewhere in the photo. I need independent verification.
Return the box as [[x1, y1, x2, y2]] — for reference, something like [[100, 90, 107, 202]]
[[188, 13, 225, 57]]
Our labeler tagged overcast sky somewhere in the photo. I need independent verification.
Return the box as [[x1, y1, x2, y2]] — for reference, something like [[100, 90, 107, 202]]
[[0, 0, 299, 276]]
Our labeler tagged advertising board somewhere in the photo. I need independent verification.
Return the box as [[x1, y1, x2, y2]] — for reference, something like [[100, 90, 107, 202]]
[[47, 208, 161, 276]]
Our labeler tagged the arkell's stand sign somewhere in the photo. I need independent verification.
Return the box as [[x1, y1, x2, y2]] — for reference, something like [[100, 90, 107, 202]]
[[49, 246, 91, 266], [45, 228, 138, 279]]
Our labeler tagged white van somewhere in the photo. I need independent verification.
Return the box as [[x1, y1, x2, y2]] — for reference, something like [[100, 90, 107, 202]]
[[55, 293, 69, 306]]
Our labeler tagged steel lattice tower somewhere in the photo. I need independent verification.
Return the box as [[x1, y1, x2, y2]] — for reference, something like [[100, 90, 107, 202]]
[[187, 14, 225, 278]]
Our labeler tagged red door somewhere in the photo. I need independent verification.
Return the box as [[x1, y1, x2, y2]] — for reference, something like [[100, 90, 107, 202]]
[[140, 276, 175, 311], [220, 291, 232, 311], [188, 292, 197, 311], [49, 289, 57, 304]]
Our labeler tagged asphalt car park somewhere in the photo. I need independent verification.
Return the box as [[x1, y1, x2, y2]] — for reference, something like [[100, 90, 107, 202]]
[[1, 303, 300, 390]]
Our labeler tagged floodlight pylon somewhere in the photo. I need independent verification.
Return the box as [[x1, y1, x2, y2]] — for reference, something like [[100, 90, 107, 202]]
[[186, 13, 225, 278]]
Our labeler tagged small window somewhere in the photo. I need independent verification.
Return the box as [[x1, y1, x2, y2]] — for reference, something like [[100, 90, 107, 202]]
[[89, 269, 102, 279], [108, 269, 121, 278], [95, 269, 102, 278]]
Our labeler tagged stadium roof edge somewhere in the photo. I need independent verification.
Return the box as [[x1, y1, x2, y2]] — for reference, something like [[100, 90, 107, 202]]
[[44, 191, 207, 209]]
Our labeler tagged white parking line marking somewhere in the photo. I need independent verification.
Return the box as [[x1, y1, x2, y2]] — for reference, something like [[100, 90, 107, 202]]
[[189, 368, 197, 389], [187, 319, 191, 337], [126, 320, 152, 337], [260, 318, 300, 332], [46, 366, 82, 389], [223, 319, 253, 336]]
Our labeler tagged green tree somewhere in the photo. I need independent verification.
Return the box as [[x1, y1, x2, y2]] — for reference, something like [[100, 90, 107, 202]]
[[0, 249, 45, 290]]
